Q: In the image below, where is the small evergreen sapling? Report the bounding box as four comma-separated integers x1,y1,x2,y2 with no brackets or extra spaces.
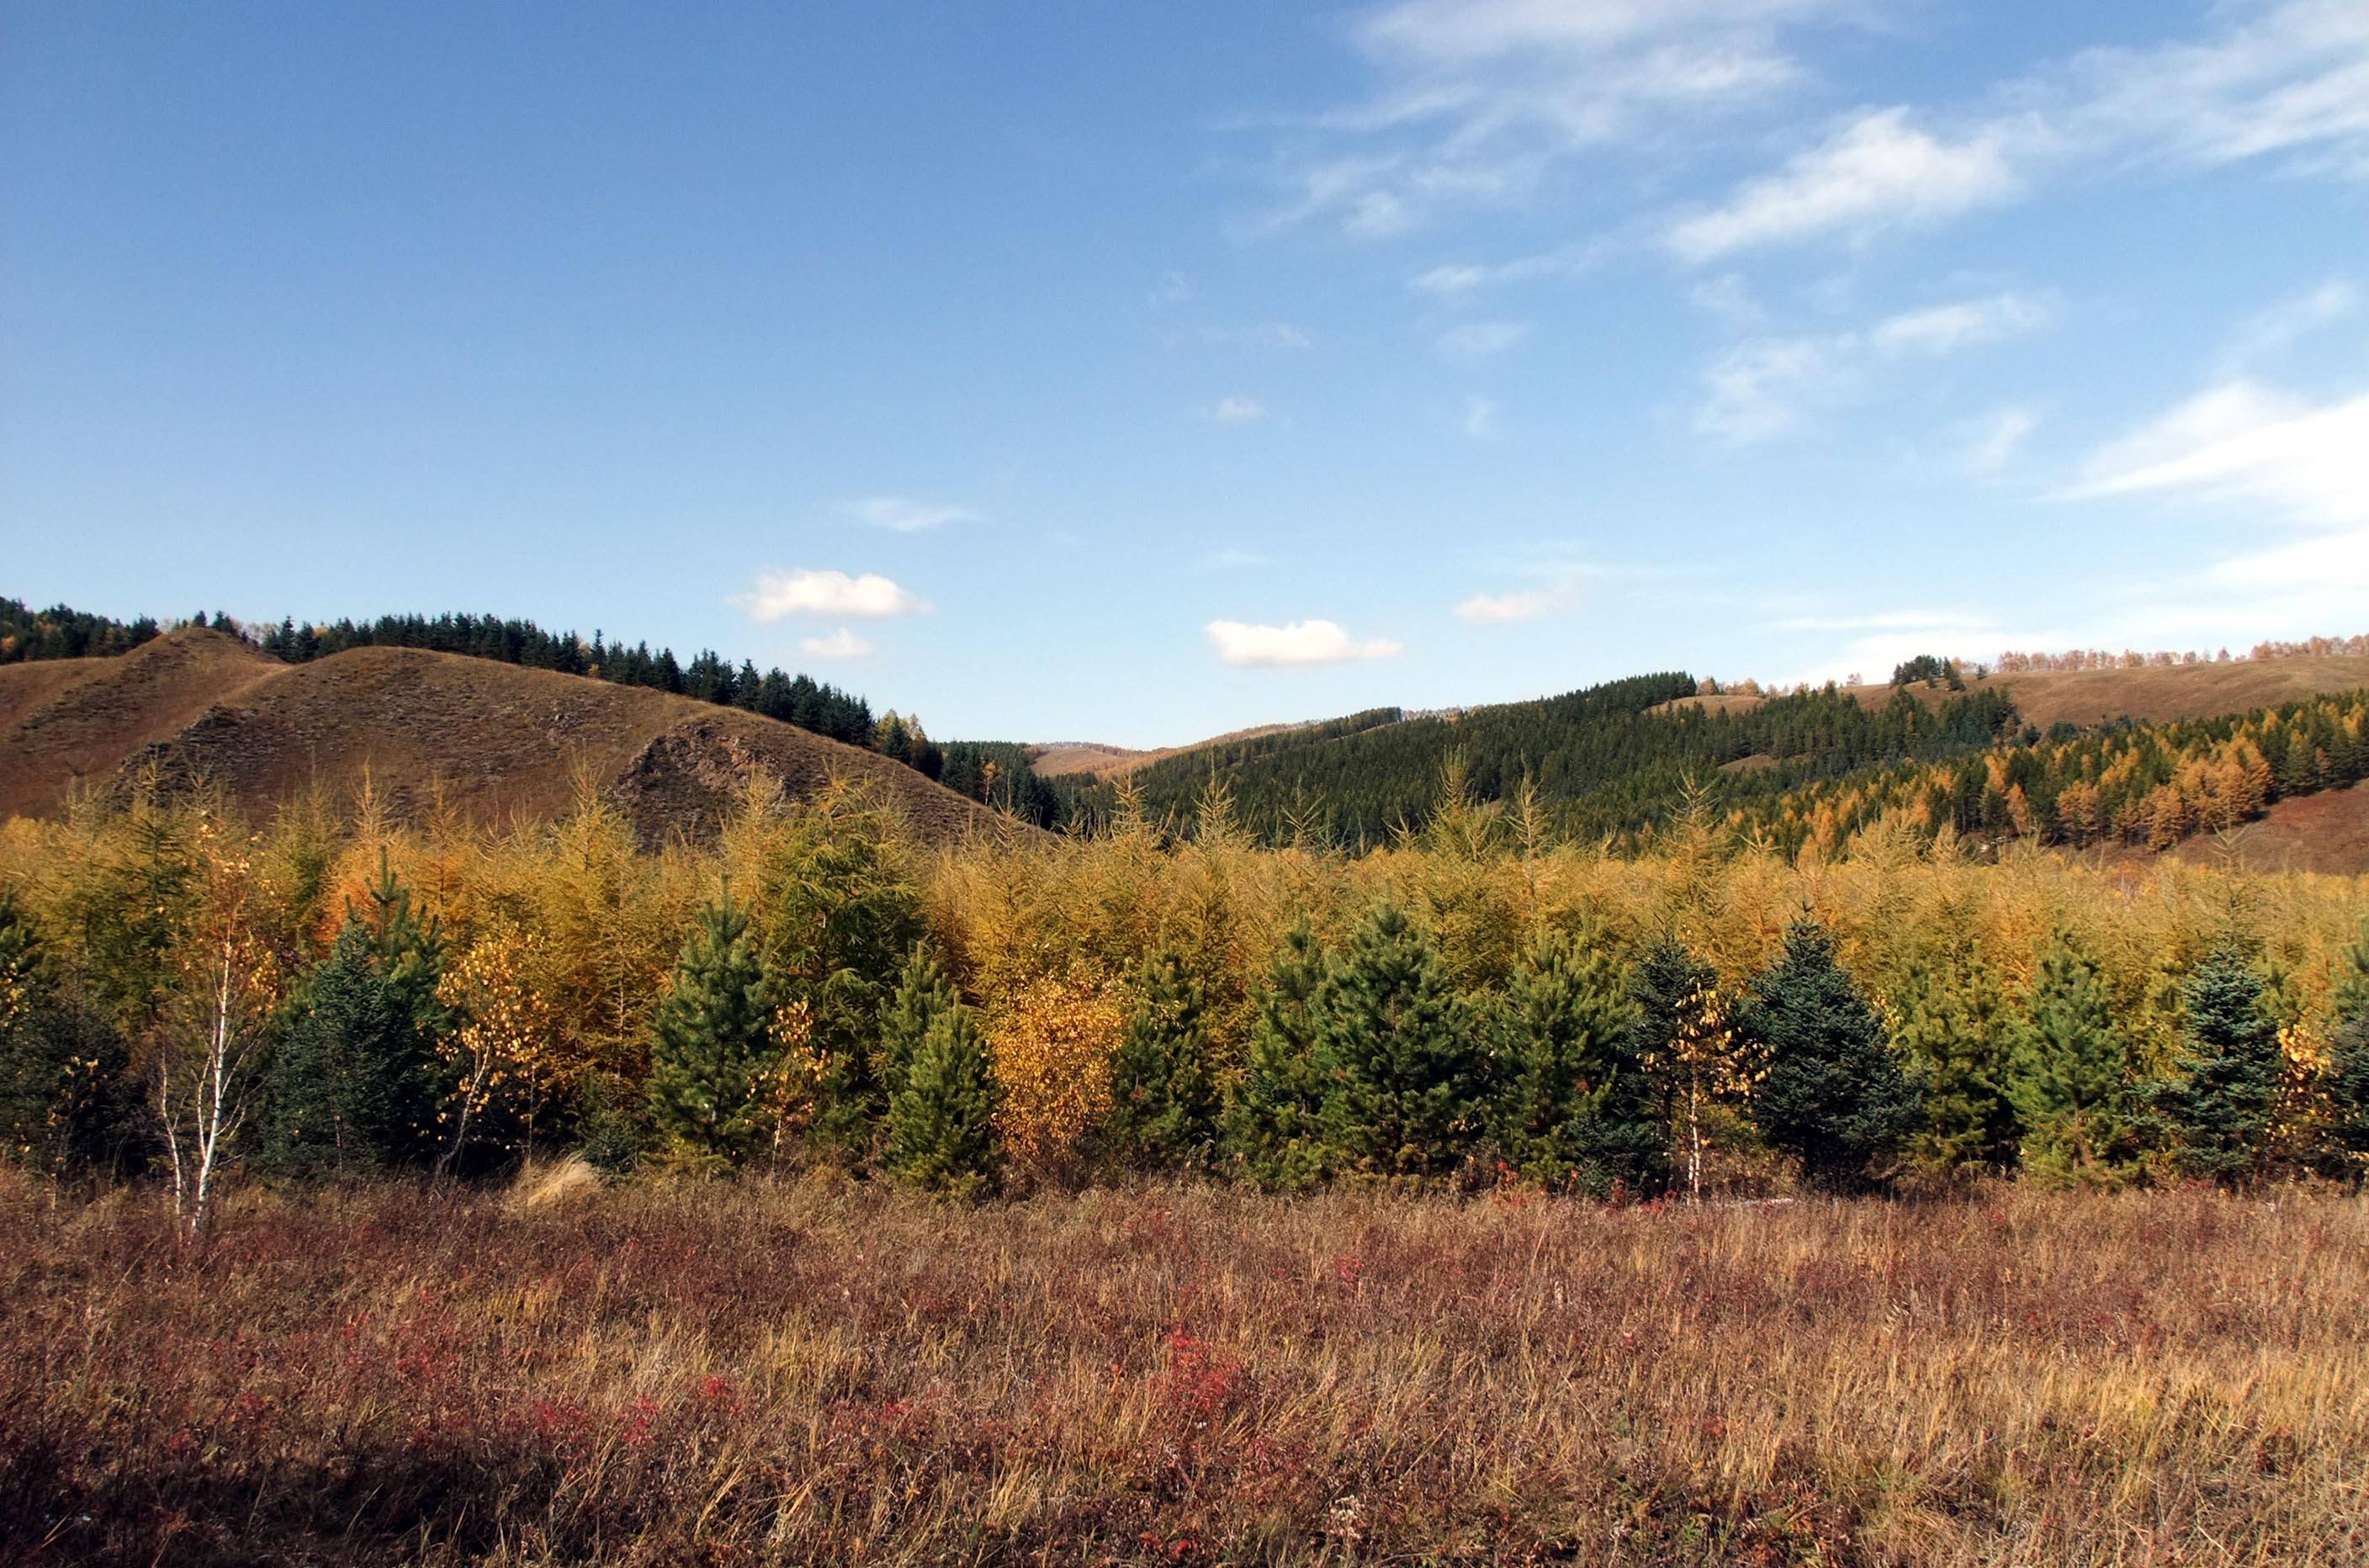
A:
1742,920,1922,1192
1889,918,2021,1178
885,1005,999,1198
646,892,778,1165
1222,920,1329,1189
1315,904,1485,1177
1105,946,1218,1168
2006,927,2135,1184
2153,939,2282,1186
2324,923,2369,1179
1490,927,1661,1195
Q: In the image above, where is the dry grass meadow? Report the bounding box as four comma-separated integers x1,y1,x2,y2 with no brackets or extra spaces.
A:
4,1171,2365,1565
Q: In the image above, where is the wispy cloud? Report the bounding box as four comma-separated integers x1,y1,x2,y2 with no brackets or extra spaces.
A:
1436,318,1531,358
2062,374,2369,638
1250,0,1863,240
1667,108,2022,262
1958,405,2039,476
1206,618,1402,667
2222,277,2361,367
1871,292,2054,357
733,569,930,622
1697,336,1844,442
2069,378,2369,529
840,495,979,532
1212,395,1268,423
1455,577,1583,624
1667,3,2369,262
1460,395,1499,438
1696,293,2054,442
798,628,876,660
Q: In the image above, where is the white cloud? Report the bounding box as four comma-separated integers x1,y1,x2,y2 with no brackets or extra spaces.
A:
1455,577,1582,623
2064,376,2369,633
840,495,978,532
1461,395,1499,438
1696,336,1843,442
2054,0,2369,177
1252,0,1862,239
798,628,876,660
1661,3,2369,264
1411,242,1603,295
2070,379,2369,528
1213,395,1268,423
1871,292,2054,356
1667,108,2022,262
1436,318,1531,358
1958,405,2039,476
733,569,930,622
2223,277,2361,365
1206,618,1403,667
1698,294,2054,442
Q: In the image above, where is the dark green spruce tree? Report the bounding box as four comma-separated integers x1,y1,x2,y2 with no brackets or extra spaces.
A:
2154,938,2282,1186
1316,904,1485,1177
647,892,778,1165
1742,920,1922,1192
263,853,448,1174
2324,922,2369,1179
884,1003,998,1198
1222,920,1330,1189
1104,945,1219,1168
1490,927,1662,1195
2006,926,2136,1184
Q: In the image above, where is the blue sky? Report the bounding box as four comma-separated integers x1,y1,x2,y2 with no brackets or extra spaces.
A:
4,2,2366,747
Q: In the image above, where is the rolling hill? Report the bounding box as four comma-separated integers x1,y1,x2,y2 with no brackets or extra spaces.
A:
1665,654,2369,731
0,627,1021,845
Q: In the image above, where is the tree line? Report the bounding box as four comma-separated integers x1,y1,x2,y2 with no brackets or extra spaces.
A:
6,776,2366,1227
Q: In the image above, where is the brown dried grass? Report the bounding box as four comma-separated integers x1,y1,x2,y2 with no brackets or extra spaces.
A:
3,1172,2364,1564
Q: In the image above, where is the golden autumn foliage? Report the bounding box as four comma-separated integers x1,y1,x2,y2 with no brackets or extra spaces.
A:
988,975,1123,1176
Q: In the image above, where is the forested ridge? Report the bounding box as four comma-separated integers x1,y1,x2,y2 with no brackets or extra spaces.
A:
1,596,938,773
1043,675,2027,846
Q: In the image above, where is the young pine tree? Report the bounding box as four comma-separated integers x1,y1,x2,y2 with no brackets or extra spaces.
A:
1491,927,1662,1195
755,799,926,1163
2153,939,2282,1186
266,923,429,1173
2006,927,2136,1184
265,855,448,1174
2324,923,2369,1179
1742,921,1922,1193
1315,904,1485,1178
1103,946,1219,1168
878,943,961,1093
646,893,778,1166
1221,920,1330,1189
885,1005,998,1198
1888,922,2021,1179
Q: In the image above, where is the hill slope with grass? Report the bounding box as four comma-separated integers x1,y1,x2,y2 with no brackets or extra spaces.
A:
0,628,1020,844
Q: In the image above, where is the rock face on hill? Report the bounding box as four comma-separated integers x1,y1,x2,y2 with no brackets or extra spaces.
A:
0,628,1021,845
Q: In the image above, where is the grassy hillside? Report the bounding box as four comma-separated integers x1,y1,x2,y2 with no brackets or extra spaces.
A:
1667,654,2369,730
0,627,1020,845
